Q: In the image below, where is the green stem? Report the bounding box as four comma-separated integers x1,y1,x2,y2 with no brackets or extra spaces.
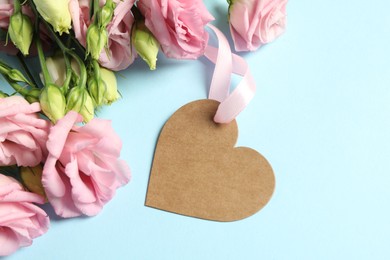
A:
93,0,100,23
0,63,10,75
29,0,52,85
4,77,29,96
68,51,87,87
13,0,21,13
62,53,72,91
36,36,52,84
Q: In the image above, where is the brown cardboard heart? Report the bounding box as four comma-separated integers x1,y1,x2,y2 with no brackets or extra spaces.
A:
146,99,275,222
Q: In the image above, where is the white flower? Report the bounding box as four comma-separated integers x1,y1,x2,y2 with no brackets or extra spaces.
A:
33,0,71,35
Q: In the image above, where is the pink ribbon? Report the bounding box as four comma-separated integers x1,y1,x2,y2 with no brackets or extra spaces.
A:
204,25,256,124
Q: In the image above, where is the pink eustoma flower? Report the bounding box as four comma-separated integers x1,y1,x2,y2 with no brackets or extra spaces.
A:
0,174,49,256
0,96,49,167
42,111,131,218
138,0,214,59
229,0,288,51
69,0,136,71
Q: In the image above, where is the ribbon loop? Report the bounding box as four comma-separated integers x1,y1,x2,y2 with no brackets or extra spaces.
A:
204,25,256,124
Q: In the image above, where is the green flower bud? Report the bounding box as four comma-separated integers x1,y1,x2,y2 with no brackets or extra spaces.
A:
99,0,116,28
81,93,94,122
8,12,33,55
87,76,104,107
66,86,95,122
132,21,159,70
33,0,71,35
88,66,119,107
25,88,41,103
20,164,47,201
40,84,66,123
86,24,108,60
7,68,32,84
100,67,119,104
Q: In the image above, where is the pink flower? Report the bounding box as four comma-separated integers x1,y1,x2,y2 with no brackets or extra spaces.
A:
0,96,49,167
138,0,214,59
229,0,288,51
0,174,49,256
69,0,136,71
42,111,131,218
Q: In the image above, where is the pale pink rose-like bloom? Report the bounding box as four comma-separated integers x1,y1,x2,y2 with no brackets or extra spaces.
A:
0,174,49,256
138,0,214,59
0,96,49,167
42,111,131,218
229,0,288,51
69,0,136,71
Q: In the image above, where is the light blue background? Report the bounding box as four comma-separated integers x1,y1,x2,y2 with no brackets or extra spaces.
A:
3,0,390,259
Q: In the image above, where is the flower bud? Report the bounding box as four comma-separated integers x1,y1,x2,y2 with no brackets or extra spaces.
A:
40,83,66,123
33,0,72,35
7,68,32,84
132,21,159,70
100,67,119,104
25,88,41,103
88,66,119,106
99,0,116,28
8,12,33,55
86,24,108,60
81,93,94,122
20,164,47,200
66,86,95,122
87,76,104,107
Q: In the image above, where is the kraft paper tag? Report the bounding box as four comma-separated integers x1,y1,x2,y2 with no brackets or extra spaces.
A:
146,99,275,222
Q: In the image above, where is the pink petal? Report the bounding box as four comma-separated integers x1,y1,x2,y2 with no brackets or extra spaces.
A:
0,227,19,256
66,159,96,204
46,111,81,158
42,155,66,197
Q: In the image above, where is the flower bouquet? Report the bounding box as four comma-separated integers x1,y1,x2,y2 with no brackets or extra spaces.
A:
0,0,287,256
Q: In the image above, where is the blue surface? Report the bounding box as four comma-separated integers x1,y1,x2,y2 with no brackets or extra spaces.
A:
3,0,390,259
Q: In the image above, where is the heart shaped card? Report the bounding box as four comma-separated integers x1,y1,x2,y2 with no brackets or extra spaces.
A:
145,99,275,221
